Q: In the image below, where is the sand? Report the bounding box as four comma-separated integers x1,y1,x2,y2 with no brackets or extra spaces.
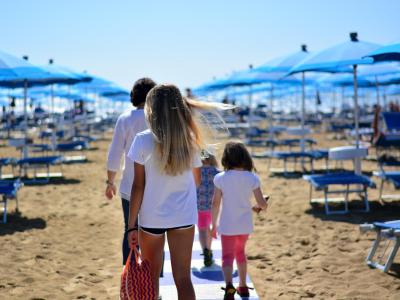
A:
0,131,399,300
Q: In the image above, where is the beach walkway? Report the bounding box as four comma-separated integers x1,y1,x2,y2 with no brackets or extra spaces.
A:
159,227,259,300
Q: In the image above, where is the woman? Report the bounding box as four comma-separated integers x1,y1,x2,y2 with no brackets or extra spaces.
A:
127,84,212,300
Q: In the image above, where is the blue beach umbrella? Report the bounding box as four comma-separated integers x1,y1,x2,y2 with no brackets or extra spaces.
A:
42,60,92,83
290,32,382,152
253,45,311,73
0,50,84,157
366,40,400,62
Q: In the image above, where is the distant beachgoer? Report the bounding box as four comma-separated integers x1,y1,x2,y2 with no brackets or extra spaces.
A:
196,149,219,267
126,84,226,300
389,101,400,112
105,77,156,265
211,141,268,299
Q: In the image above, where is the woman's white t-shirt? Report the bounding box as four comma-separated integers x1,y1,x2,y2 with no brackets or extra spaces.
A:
127,130,202,228
213,170,260,235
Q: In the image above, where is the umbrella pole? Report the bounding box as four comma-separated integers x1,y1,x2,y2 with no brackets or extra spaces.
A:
375,76,380,107
300,71,306,152
23,80,28,159
353,65,360,148
248,84,253,130
51,84,57,152
269,84,274,141
353,64,362,174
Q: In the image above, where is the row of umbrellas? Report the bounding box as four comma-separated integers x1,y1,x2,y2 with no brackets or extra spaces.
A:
0,50,131,158
195,33,400,146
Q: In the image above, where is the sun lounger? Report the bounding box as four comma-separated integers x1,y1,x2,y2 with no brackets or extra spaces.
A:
373,156,400,202
304,173,375,214
56,140,88,151
0,158,17,179
360,220,400,273
253,150,328,174
17,156,63,183
39,129,65,140
0,180,23,223
382,112,400,132
54,141,88,163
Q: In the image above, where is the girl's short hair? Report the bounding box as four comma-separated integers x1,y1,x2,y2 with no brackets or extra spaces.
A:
221,141,254,171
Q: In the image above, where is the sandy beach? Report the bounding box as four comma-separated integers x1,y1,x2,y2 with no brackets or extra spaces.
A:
1,131,399,300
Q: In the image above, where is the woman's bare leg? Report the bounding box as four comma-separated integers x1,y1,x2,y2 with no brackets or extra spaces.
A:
167,226,195,300
139,230,165,300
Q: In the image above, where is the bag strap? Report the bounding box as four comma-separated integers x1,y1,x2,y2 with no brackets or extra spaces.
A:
132,247,142,264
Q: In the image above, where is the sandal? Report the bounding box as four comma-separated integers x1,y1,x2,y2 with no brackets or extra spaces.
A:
236,286,254,297
221,283,236,300
202,248,214,267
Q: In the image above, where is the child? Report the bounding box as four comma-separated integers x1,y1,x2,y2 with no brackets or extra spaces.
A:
197,149,219,267
126,84,224,300
211,141,268,300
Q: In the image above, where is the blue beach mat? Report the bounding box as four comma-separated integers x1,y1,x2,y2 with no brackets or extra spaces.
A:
159,229,260,300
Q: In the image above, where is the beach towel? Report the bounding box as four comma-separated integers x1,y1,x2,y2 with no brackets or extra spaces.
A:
120,248,155,300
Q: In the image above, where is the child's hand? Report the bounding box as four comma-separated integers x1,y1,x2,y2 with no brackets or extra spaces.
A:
252,205,262,214
211,226,217,239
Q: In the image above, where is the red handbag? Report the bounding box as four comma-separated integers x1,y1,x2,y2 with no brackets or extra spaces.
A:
120,248,155,300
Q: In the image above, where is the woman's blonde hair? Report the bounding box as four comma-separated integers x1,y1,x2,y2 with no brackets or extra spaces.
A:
145,84,219,175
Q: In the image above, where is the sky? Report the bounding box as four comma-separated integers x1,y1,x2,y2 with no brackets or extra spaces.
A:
1,0,399,90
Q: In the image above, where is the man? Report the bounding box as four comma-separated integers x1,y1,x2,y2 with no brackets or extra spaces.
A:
105,77,156,264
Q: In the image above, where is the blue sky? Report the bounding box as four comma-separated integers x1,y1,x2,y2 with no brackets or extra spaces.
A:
1,0,399,90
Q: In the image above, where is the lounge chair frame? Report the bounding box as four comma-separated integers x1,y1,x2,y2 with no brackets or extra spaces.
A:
1,180,23,223
304,173,374,215
360,221,400,273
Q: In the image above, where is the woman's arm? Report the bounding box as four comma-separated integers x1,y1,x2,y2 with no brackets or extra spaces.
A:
211,187,222,237
127,162,145,246
193,167,201,187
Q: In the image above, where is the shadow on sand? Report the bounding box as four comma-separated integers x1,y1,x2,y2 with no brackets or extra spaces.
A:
305,200,400,224
0,211,46,236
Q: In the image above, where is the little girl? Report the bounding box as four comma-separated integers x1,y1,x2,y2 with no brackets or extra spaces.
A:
197,149,219,267
211,141,268,300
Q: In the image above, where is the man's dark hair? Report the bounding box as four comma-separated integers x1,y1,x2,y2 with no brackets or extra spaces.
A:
130,77,156,107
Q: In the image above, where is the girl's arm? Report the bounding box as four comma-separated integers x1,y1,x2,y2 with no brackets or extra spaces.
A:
211,187,222,237
193,167,201,187
127,162,145,246
253,187,268,212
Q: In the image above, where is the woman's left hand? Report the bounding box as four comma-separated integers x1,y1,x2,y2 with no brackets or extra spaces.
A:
128,230,138,248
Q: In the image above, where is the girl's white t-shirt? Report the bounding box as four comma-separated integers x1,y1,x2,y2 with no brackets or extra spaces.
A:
214,170,260,235
127,129,202,228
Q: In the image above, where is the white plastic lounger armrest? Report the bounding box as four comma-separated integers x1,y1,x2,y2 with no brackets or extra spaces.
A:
286,127,311,136
359,224,375,233
329,146,368,161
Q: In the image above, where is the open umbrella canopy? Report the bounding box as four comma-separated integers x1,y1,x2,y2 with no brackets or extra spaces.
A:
289,33,380,74
253,45,310,73
99,86,129,97
199,69,302,91
358,61,400,77
366,40,400,62
73,74,114,91
42,62,92,83
385,84,400,95
0,50,78,88
317,73,374,87
103,93,130,103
